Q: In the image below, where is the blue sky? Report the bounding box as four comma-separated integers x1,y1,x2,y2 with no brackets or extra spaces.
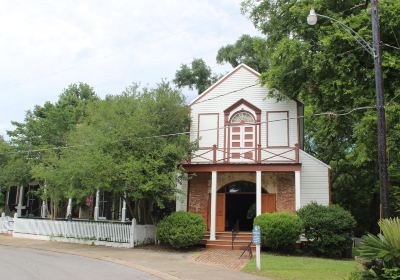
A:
0,0,259,138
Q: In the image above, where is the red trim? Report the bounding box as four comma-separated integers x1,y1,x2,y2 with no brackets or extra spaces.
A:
183,163,301,172
190,65,260,106
258,120,261,155
197,113,219,148
224,98,261,115
227,123,231,163
266,111,290,148
328,169,332,206
224,115,228,163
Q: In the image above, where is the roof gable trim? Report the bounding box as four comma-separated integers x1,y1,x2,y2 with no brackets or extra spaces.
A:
189,64,260,106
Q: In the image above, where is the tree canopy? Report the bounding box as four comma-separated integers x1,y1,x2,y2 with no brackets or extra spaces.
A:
173,58,219,94
2,82,191,222
58,83,191,223
241,0,400,232
216,34,269,72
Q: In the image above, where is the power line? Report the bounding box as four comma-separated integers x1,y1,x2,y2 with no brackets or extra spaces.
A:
0,104,380,156
192,46,364,106
193,82,260,105
0,44,384,156
382,42,400,50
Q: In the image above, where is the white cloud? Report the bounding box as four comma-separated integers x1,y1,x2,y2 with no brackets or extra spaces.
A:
0,0,260,138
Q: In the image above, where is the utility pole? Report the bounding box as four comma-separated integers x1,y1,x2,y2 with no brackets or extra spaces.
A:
371,0,390,219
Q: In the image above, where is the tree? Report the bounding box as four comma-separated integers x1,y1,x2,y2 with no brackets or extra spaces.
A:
216,34,269,72
241,0,400,233
8,83,98,149
61,82,191,223
0,137,31,214
6,83,98,218
174,58,219,94
0,137,11,211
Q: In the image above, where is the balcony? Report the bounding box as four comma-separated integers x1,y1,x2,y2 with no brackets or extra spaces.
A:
187,144,299,165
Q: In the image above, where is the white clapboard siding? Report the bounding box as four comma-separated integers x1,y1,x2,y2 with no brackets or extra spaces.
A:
190,64,299,163
12,217,155,248
299,150,330,207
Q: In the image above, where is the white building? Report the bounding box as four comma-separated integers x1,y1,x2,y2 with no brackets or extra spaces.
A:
177,64,330,247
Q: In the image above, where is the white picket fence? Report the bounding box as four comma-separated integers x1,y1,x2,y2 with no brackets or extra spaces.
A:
0,213,14,234
1,213,155,248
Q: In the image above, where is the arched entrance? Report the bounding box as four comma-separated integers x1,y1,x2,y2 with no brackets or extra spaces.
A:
218,181,266,231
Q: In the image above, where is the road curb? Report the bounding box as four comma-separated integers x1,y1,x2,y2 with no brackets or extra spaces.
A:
0,239,180,280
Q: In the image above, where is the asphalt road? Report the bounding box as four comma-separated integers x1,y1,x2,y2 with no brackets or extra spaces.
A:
0,245,159,280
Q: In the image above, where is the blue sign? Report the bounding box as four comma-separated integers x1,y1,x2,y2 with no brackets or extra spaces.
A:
252,225,261,245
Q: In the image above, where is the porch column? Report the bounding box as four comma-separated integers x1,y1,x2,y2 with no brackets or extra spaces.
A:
41,200,47,218
176,173,188,212
66,198,72,218
41,185,47,218
210,171,217,241
121,192,127,222
256,171,262,216
17,186,24,217
295,171,301,211
94,189,100,221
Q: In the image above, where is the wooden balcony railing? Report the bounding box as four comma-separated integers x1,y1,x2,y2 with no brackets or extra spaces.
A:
187,144,299,165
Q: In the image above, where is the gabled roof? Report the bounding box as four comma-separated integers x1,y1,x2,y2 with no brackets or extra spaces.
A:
299,150,331,169
189,63,303,106
189,64,261,106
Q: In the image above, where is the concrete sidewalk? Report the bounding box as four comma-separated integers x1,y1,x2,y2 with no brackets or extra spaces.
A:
0,235,267,280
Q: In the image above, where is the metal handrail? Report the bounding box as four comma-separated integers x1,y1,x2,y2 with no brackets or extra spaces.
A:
239,241,253,259
231,220,239,250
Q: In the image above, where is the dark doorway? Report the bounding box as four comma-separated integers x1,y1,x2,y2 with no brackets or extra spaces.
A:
225,193,255,231
218,181,262,232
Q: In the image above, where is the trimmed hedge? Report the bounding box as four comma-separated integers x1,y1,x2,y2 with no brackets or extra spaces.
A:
254,212,303,251
297,202,356,258
156,211,205,248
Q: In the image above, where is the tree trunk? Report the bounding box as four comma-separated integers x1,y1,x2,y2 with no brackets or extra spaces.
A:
125,196,135,221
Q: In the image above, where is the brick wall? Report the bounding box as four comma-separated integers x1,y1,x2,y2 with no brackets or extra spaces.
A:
274,173,295,212
188,173,210,223
187,171,295,223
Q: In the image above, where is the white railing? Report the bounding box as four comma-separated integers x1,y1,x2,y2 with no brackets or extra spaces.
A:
10,214,155,248
0,213,14,234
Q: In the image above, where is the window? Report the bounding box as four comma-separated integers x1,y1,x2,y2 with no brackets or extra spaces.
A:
267,111,289,147
231,111,254,123
230,111,255,161
198,114,219,147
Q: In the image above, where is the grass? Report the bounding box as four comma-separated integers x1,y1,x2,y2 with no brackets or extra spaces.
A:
243,253,360,280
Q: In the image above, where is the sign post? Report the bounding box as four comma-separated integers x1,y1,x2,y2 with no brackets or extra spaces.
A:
252,225,261,271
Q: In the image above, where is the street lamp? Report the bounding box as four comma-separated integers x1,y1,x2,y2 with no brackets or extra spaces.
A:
306,9,317,26
307,1,390,219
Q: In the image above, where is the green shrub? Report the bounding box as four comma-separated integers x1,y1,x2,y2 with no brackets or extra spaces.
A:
254,212,303,251
298,202,356,258
156,211,205,249
357,218,400,279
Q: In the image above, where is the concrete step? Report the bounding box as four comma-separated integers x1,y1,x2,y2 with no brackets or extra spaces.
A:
204,236,252,241
204,232,252,241
203,239,253,246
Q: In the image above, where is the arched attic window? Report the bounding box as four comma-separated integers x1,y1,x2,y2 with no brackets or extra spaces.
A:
230,111,255,124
